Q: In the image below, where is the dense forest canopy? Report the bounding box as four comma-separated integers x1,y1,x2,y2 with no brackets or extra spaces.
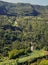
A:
0,1,48,65
0,15,48,56
0,1,48,60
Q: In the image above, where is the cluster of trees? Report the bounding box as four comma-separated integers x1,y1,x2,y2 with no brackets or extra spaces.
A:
0,15,48,57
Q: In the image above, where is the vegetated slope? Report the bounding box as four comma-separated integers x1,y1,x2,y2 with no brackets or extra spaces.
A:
0,1,48,16
0,1,48,58
0,15,48,57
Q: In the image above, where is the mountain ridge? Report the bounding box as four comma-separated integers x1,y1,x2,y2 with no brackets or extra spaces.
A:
0,1,48,16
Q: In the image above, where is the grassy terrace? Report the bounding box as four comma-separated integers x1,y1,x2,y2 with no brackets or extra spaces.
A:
0,50,48,65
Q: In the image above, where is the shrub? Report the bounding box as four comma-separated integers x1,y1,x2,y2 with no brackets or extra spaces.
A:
8,49,25,59
38,59,48,65
8,49,19,59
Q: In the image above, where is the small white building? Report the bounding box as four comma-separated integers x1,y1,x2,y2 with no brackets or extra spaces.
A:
30,42,33,51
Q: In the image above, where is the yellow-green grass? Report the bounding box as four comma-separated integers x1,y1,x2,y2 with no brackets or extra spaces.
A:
18,50,45,63
39,59,48,65
0,50,48,65
30,59,48,65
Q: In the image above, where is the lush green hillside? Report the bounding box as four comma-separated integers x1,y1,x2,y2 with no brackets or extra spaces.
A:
0,15,48,57
0,1,48,16
0,1,48,65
